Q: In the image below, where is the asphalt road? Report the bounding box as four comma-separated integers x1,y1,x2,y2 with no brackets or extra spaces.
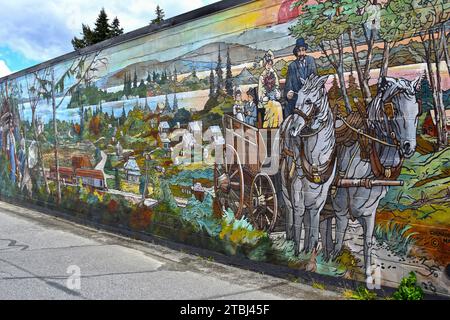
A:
0,201,342,300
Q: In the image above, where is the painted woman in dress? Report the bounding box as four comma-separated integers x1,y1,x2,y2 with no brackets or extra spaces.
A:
258,50,283,128
232,88,245,122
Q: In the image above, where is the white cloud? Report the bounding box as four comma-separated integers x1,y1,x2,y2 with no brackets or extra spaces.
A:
0,0,218,63
0,60,12,77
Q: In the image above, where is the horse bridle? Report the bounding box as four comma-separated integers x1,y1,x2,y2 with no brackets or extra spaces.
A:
292,102,323,137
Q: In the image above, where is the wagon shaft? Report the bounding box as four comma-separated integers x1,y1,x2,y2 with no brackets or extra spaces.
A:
336,178,404,188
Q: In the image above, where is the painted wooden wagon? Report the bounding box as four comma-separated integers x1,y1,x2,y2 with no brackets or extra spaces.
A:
214,114,282,233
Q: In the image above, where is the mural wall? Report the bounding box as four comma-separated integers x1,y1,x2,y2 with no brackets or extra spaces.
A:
0,0,449,296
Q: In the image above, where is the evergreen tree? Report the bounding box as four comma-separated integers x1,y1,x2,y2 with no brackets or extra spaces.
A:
79,105,85,140
192,68,197,78
329,75,340,100
72,24,95,49
147,71,152,83
105,156,113,172
114,168,121,190
173,68,178,84
93,8,110,43
123,73,127,94
133,69,138,89
209,67,215,98
150,5,165,25
215,49,223,95
138,79,147,98
120,105,127,125
418,72,433,112
225,46,233,96
164,94,171,113
72,9,124,50
173,94,178,113
110,17,124,37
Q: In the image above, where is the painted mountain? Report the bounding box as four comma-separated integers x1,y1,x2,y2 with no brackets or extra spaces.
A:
101,42,267,88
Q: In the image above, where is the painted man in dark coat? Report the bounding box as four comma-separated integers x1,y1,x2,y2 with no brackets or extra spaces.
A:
284,38,317,117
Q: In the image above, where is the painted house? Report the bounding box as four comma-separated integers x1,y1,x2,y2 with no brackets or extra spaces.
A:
188,121,202,135
72,155,93,170
75,169,106,189
158,121,170,134
205,126,225,145
49,166,75,184
123,157,141,183
423,110,450,137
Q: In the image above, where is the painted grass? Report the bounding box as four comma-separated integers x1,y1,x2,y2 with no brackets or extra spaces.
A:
374,219,417,256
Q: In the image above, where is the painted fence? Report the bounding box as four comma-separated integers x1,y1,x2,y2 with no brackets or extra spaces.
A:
0,0,449,296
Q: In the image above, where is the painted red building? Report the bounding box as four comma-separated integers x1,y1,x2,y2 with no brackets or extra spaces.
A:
423,110,450,137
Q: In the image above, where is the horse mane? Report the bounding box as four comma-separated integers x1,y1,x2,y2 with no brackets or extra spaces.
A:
302,74,325,95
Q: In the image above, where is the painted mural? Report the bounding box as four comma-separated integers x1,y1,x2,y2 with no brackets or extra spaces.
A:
0,0,449,296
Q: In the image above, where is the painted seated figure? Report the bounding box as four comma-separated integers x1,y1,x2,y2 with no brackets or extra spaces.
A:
244,87,258,127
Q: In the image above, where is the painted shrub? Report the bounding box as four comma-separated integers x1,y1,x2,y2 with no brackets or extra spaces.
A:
0,0,449,296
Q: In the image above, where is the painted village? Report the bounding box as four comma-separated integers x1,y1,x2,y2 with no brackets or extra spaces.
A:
0,0,449,295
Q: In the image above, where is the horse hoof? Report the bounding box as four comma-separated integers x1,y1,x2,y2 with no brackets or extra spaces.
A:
366,276,374,288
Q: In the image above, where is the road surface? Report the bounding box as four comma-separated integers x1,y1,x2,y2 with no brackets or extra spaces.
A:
0,201,342,300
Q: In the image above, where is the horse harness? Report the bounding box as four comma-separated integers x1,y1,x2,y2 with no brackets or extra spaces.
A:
280,89,407,185
336,90,406,181
280,107,337,185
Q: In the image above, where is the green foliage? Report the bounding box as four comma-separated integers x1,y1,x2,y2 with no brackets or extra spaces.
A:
114,168,122,190
392,272,424,300
345,286,378,300
150,5,165,25
375,220,417,256
72,8,124,50
182,193,221,236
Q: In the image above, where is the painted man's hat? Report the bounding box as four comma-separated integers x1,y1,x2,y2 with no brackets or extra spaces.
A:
294,38,308,50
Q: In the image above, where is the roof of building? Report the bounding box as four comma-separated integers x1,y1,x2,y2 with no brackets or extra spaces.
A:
207,126,222,134
189,121,202,132
159,121,170,129
75,169,105,180
124,157,140,172
72,155,92,169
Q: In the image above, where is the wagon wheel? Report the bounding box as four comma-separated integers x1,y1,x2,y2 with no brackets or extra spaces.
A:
249,173,278,232
214,144,245,219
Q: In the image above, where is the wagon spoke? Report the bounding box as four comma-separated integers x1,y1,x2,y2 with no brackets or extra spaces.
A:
230,189,239,201
229,169,239,179
264,214,271,226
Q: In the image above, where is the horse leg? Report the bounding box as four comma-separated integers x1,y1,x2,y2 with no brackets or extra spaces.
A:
281,159,294,240
319,217,333,261
291,177,305,255
305,207,322,253
303,211,311,253
330,188,350,259
360,212,377,287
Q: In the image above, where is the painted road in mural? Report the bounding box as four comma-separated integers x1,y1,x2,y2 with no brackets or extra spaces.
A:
0,0,449,296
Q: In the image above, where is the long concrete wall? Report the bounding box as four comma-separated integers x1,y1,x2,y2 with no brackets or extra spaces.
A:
0,0,449,296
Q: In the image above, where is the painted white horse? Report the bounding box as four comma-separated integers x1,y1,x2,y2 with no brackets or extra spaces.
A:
280,74,337,254
330,76,422,285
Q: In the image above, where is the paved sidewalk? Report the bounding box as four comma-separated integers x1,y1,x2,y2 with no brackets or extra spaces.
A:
0,201,343,300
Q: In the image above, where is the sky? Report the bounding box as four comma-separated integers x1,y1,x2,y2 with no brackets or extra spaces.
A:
0,0,219,77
